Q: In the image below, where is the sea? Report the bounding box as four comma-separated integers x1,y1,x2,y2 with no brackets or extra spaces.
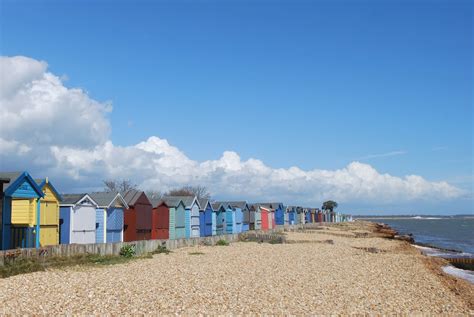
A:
357,215,474,283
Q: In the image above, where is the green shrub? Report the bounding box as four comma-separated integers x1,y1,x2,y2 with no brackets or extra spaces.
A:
216,239,229,246
119,245,136,258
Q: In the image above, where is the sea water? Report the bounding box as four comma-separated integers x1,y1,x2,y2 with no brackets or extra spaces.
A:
360,216,474,284
362,216,473,254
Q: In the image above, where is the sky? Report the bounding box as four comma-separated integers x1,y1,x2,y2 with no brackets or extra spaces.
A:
0,0,472,214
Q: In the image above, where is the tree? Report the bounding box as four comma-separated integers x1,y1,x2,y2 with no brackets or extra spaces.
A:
167,185,211,200
322,200,338,212
146,190,164,201
103,179,138,193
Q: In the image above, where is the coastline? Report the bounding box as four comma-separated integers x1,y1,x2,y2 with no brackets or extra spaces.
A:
0,221,472,314
363,219,474,266
362,219,474,292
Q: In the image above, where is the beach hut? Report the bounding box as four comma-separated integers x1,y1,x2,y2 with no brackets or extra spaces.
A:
295,207,302,225
160,197,185,240
284,208,289,225
273,203,285,226
169,196,200,238
220,201,249,233
287,206,296,225
218,202,236,234
149,197,170,240
267,208,273,230
305,208,311,223
249,204,266,230
60,194,99,244
300,207,306,224
212,203,226,235
242,203,250,232
198,199,213,237
122,190,153,241
253,203,279,229
248,204,258,231
248,204,255,230
90,192,128,243
260,206,270,231
311,209,317,223
35,178,62,246
235,205,243,233
0,178,9,246
0,172,44,250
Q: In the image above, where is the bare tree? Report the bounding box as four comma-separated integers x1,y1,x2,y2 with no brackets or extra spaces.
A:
146,190,164,201
167,185,211,200
103,179,138,193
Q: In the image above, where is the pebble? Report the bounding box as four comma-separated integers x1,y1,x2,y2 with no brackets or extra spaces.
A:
0,223,471,314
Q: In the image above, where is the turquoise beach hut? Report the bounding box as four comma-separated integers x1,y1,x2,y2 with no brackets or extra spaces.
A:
212,203,226,235
162,196,186,240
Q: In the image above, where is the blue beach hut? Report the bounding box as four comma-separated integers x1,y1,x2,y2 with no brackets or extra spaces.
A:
287,206,296,225
90,192,128,243
0,172,44,250
305,208,311,223
217,202,236,234
198,199,213,237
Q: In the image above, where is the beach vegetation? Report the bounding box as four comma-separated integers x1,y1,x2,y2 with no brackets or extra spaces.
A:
216,239,229,246
322,200,338,212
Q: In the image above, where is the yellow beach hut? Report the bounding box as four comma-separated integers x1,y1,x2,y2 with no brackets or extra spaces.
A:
35,178,62,246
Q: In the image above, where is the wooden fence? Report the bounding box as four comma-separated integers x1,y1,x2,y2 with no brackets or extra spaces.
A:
0,223,330,266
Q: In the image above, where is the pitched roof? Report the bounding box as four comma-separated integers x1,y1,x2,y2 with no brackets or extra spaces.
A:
0,171,44,197
122,189,147,206
160,196,184,208
149,197,162,208
61,193,88,205
211,202,224,210
215,201,243,211
253,202,284,210
89,192,127,208
166,195,197,208
218,201,249,210
35,178,63,201
198,198,210,211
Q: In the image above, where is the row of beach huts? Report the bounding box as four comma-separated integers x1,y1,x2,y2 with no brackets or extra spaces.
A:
0,171,352,250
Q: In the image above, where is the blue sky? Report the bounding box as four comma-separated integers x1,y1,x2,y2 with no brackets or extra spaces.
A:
1,0,472,214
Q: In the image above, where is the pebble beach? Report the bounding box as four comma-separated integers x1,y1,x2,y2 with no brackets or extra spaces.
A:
0,222,472,315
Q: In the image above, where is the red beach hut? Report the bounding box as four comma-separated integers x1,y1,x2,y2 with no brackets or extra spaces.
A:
151,198,170,240
122,190,153,241
260,206,270,231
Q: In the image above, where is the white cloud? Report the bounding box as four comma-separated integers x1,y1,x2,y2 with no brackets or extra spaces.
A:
0,56,466,206
0,56,111,149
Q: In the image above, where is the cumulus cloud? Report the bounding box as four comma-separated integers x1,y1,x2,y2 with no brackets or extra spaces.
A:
0,56,466,206
0,56,111,150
